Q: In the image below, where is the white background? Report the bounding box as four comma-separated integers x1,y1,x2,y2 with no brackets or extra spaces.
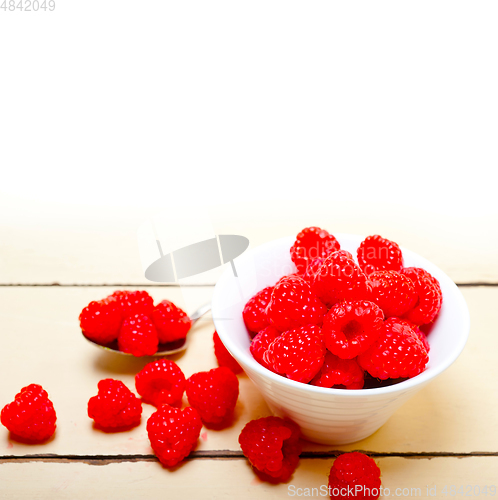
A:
0,1,497,281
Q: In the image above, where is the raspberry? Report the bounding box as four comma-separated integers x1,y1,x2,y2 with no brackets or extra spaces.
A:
312,251,371,308
250,325,281,370
79,297,122,345
152,300,192,344
266,275,327,332
213,331,243,374
110,290,154,318
243,286,273,337
1,384,56,442
357,235,403,275
147,405,202,467
322,300,384,359
135,359,186,407
328,452,381,500
88,379,142,430
290,226,341,274
264,325,325,383
414,326,430,353
401,267,442,325
302,257,325,283
395,318,431,353
358,317,429,379
239,416,301,482
369,270,417,318
311,352,364,389
118,314,158,356
186,367,239,424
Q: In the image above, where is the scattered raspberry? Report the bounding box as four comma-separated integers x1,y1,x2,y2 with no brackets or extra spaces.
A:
266,275,327,332
1,384,56,442
239,416,301,482
312,251,371,308
243,286,273,337
322,300,384,359
401,267,442,325
328,452,381,500
357,235,403,275
186,367,239,424
118,314,158,356
87,379,142,430
213,331,243,374
302,257,325,283
369,270,417,318
147,405,202,467
264,325,325,383
250,326,281,370
290,226,341,274
110,290,154,318
152,300,192,344
311,352,364,389
135,359,186,407
79,297,122,345
358,317,429,379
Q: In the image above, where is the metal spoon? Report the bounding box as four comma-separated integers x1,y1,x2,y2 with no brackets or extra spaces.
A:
83,302,212,356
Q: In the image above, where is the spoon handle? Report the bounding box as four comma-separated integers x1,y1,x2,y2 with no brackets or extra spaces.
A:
190,302,211,323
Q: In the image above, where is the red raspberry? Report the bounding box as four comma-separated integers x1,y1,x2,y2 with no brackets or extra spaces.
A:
152,300,192,344
110,290,154,318
213,331,243,374
266,275,327,332
413,326,430,353
358,317,429,379
186,367,239,424
239,416,301,482
369,270,417,318
290,226,341,274
88,379,142,430
302,257,325,282
147,405,202,467
395,318,431,353
322,300,384,359
328,452,381,500
311,352,364,389
312,251,371,308
135,359,186,407
357,235,403,275
118,314,158,356
1,384,56,442
79,297,122,345
264,325,325,383
250,325,281,370
243,286,273,337
401,267,442,325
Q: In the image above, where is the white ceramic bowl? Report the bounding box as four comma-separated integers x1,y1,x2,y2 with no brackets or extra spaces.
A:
212,234,470,445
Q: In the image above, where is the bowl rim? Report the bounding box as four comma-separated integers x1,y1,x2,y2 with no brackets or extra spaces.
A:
212,233,471,398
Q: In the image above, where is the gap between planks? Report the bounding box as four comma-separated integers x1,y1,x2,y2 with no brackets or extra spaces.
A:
1,451,497,466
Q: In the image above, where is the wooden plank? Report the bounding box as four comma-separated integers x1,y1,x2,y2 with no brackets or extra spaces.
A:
0,287,495,456
1,200,497,285
0,457,497,499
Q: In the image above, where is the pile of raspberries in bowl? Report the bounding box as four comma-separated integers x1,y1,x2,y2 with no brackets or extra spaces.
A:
212,228,470,444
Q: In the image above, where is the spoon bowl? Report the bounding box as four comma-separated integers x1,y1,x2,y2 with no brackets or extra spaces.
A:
83,302,211,356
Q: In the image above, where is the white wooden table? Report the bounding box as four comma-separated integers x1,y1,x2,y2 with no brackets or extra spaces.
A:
1,202,497,499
